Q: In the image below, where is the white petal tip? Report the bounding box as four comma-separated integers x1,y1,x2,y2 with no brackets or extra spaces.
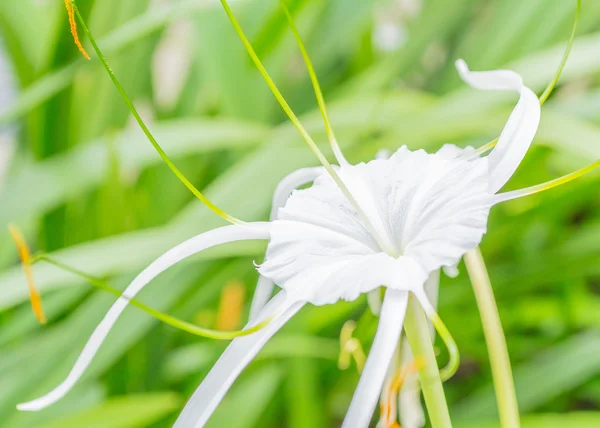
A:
17,402,43,412
455,59,468,74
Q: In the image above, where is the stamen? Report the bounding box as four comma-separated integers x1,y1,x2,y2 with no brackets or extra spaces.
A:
71,4,242,226
64,0,90,60
215,280,245,331
475,138,497,155
32,254,270,340
475,0,580,155
8,225,46,324
380,359,422,428
495,160,600,203
279,0,349,167
338,320,366,373
218,0,395,254
414,291,459,381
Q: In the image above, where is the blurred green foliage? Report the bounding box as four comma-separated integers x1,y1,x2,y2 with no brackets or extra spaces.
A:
1,0,600,426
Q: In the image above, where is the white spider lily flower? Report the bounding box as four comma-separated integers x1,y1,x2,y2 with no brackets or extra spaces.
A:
16,59,541,425
178,60,541,428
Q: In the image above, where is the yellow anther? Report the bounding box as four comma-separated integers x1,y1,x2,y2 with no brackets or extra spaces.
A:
215,280,246,332
379,358,422,428
8,224,46,324
338,320,366,373
64,0,90,60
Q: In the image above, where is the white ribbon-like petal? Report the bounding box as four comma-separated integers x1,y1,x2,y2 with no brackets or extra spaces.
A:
250,167,324,319
17,222,271,412
343,289,409,428
456,59,540,193
174,292,304,428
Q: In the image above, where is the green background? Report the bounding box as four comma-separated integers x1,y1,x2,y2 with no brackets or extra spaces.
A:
1,0,599,426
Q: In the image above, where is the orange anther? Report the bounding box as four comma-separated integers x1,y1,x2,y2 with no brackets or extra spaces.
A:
215,280,246,331
64,0,90,60
8,224,47,324
380,357,422,428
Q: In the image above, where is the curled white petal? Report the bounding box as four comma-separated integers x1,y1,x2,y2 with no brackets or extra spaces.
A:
456,59,540,193
174,293,303,428
268,167,325,221
17,222,271,412
250,167,324,319
343,289,409,428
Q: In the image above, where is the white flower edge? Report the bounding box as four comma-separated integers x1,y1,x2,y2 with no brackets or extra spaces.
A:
456,59,541,193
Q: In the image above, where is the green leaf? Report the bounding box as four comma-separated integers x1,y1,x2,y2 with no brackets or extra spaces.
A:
455,331,600,420
38,392,182,428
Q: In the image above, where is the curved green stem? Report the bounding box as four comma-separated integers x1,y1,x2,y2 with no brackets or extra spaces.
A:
477,0,580,155
279,0,348,166
538,0,581,105
403,295,452,428
217,0,395,254
71,2,241,225
415,290,460,381
465,248,520,428
32,254,269,340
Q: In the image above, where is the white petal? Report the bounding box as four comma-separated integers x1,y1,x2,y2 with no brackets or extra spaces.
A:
17,222,271,412
250,167,324,319
456,59,541,193
261,223,426,305
342,289,409,428
269,167,325,220
261,145,493,305
174,293,304,428
375,148,392,160
249,274,277,322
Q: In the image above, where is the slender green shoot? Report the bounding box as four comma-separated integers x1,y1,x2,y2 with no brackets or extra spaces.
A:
538,0,581,105
71,2,242,225
279,0,348,166
404,296,452,428
465,248,520,428
32,254,270,340
217,0,394,253
496,159,600,203
476,0,580,155
416,291,460,381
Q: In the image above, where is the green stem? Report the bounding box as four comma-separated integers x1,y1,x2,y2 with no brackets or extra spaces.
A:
403,295,452,428
465,248,520,428
71,2,240,225
32,254,269,340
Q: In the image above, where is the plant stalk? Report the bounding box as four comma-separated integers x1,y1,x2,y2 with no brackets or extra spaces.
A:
403,295,452,428
465,248,520,428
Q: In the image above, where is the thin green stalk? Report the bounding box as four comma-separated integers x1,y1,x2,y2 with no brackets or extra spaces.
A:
465,248,519,428
217,0,395,254
476,0,580,155
403,295,452,428
33,254,269,340
279,0,347,166
71,2,241,225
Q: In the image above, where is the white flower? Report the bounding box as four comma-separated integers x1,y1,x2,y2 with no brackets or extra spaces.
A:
18,60,543,427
